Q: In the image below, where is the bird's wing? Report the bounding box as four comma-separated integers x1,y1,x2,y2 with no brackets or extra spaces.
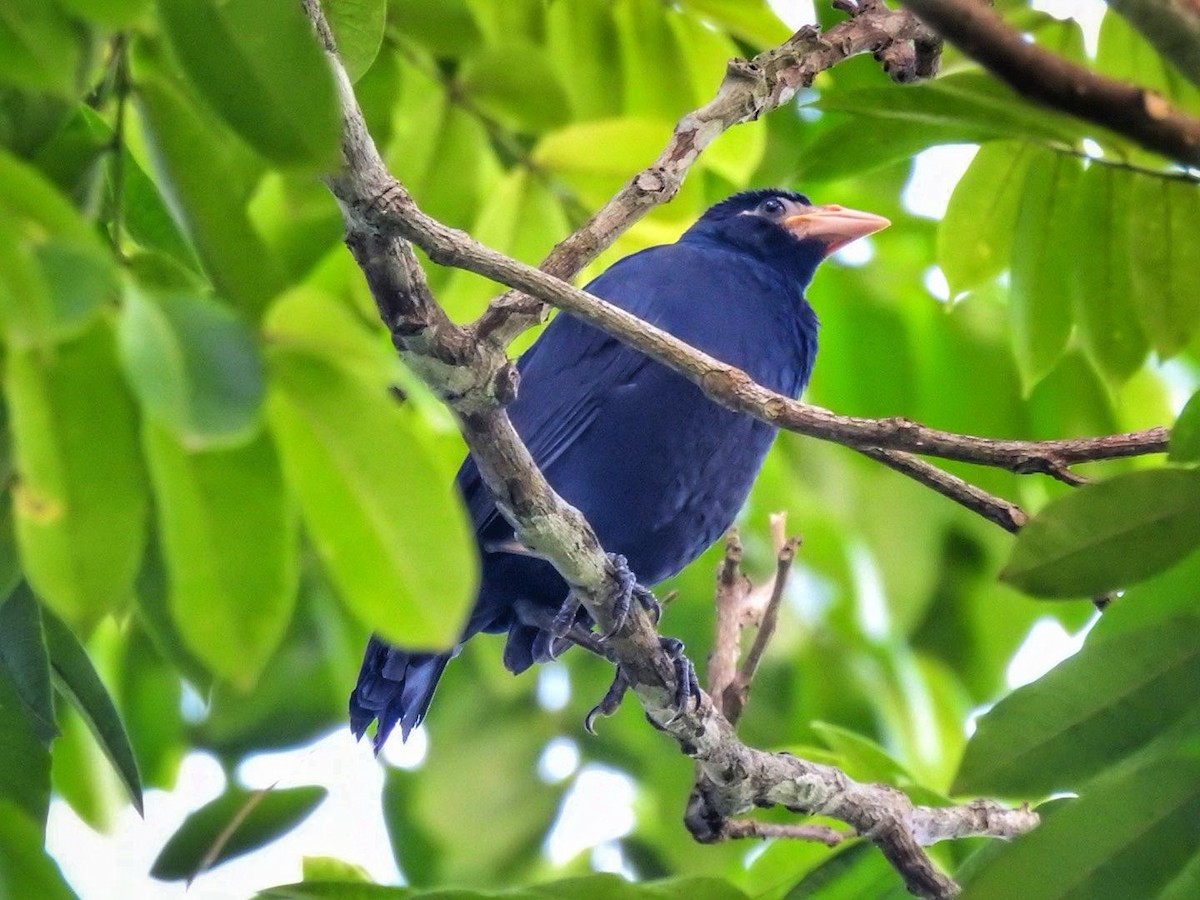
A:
456,246,679,535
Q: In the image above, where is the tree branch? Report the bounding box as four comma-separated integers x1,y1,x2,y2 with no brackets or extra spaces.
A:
900,0,1200,167
303,2,1042,896
472,0,943,348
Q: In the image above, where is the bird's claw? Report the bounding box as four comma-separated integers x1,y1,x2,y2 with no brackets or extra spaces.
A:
598,553,661,641
659,637,702,722
584,668,629,734
582,636,701,734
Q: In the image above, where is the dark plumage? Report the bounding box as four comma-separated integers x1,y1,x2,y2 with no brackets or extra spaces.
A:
351,189,889,750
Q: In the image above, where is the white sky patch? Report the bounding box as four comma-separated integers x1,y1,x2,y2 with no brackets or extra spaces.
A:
538,662,572,712
1006,615,1096,689
1032,0,1106,55
923,265,951,302
1158,358,1200,414
768,0,818,29
833,235,875,268
545,766,637,865
902,145,979,220
964,702,994,739
538,737,582,784
382,723,429,770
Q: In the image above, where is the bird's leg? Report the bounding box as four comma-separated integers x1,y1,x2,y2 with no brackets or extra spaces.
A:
659,637,703,720
598,553,662,641
584,637,703,733
514,598,605,661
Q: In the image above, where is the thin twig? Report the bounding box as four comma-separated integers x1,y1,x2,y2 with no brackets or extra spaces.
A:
721,819,852,845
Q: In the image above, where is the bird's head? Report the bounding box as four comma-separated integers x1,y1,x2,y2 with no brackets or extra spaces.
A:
684,189,890,284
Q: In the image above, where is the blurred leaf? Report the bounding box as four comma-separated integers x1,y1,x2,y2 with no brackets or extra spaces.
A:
56,0,150,28
0,583,55,744
157,0,339,169
303,856,373,883
614,0,693,119
267,350,477,650
955,616,1200,797
42,607,144,813
135,76,286,317
1095,9,1200,109
144,424,298,689
459,43,571,133
1069,164,1147,384
937,142,1032,295
0,663,51,824
534,117,669,177
529,874,750,899
0,150,118,347
118,287,265,449
0,802,75,899
5,326,147,628
960,750,1200,899
1127,172,1200,357
321,0,386,82
116,627,185,790
382,768,444,887
0,1,84,98
1001,468,1200,597
681,0,790,47
1008,150,1082,387
259,885,409,899
782,841,906,899
151,785,328,881
390,0,483,59
811,721,913,787
545,0,623,119
1171,390,1200,463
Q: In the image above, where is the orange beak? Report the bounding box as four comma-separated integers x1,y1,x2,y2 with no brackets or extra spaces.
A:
783,205,891,256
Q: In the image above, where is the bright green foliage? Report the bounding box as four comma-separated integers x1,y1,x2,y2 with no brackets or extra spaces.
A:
0,0,1199,898
5,327,147,628
144,424,298,689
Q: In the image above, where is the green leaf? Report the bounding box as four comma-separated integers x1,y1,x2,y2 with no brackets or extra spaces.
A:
1171,390,1200,463
157,0,339,170
545,0,623,120
6,326,148,628
320,0,386,82
382,768,443,887
1069,165,1147,384
0,802,75,899
1000,468,1200,597
960,750,1200,899
534,118,670,177
259,885,409,900
783,842,906,899
955,616,1200,796
302,856,373,883
0,150,118,347
1127,173,1200,357
267,350,477,650
390,0,483,59
56,0,150,28
681,0,791,47
135,76,286,317
41,607,144,814
0,664,51,824
117,287,265,449
0,0,84,98
144,424,298,689
151,785,327,881
0,583,55,745
1008,150,1083,386
938,142,1034,295
459,44,571,133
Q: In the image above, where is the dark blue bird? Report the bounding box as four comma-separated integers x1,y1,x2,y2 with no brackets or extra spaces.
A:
350,189,889,750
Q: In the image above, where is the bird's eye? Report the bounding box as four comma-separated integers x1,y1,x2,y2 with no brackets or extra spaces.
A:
760,198,785,216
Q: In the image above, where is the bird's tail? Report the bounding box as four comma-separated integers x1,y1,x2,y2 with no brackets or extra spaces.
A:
349,637,451,752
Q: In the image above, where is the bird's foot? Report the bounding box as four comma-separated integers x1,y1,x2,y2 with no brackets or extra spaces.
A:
583,637,702,733
659,637,702,721
598,553,661,641
584,668,629,734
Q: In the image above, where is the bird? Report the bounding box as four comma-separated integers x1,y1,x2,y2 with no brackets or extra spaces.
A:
350,188,889,751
